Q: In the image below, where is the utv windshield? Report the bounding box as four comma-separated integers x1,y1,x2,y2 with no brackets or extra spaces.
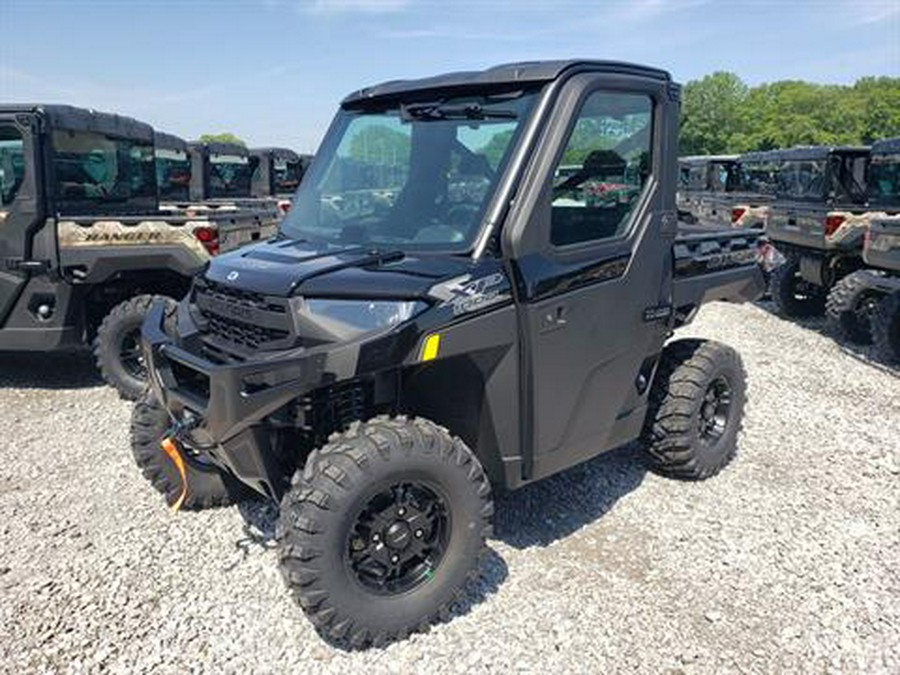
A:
51,129,156,213
776,159,828,200
738,162,777,196
708,162,739,193
868,154,900,207
273,157,303,193
156,148,191,201
279,90,539,252
208,153,252,199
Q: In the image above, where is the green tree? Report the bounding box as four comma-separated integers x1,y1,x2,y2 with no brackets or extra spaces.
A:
679,72,900,154
680,72,749,155
198,133,246,146
347,125,410,165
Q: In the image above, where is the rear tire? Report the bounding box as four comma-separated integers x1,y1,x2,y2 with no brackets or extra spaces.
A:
770,254,825,317
825,270,882,344
277,416,492,648
130,391,245,510
94,295,177,400
642,339,747,480
872,291,900,365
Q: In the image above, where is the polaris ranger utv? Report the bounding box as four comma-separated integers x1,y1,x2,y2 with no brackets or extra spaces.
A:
767,145,871,317
728,150,780,229
676,154,740,226
0,104,271,399
249,147,312,198
824,138,900,353
133,60,764,646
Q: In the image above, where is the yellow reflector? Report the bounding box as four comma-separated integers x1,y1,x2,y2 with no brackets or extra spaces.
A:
421,334,441,361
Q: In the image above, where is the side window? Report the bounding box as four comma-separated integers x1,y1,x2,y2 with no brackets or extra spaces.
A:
0,126,26,207
550,91,653,246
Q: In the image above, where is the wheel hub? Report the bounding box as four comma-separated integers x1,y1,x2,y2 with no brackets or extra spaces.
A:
384,521,412,550
347,481,449,595
699,377,732,443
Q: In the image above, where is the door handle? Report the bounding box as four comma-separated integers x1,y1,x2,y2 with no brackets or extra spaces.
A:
539,305,567,333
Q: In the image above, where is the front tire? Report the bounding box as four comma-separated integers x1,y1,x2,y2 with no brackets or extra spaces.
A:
770,254,825,317
872,291,900,365
642,339,747,480
94,295,177,400
130,391,246,510
277,416,492,648
825,270,882,343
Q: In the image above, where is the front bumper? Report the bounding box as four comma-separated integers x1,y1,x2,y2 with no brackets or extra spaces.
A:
142,300,358,496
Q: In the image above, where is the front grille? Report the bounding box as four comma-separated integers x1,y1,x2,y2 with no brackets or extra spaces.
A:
205,314,289,350
194,279,292,350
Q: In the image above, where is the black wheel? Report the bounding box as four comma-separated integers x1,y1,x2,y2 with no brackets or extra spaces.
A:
770,254,826,317
642,339,747,480
872,291,900,365
277,416,492,648
130,390,247,510
94,295,177,400
825,270,883,344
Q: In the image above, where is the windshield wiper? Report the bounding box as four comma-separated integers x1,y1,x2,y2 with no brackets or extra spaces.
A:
400,102,516,122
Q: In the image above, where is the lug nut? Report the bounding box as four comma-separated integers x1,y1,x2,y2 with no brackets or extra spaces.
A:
372,533,380,542
398,507,406,517
414,529,423,538
391,555,399,563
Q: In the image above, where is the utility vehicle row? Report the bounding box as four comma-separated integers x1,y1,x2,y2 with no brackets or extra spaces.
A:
0,104,311,398
678,141,900,364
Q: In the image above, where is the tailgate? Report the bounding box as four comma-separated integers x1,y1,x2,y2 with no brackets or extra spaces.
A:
205,210,278,253
767,203,829,249
695,194,734,228
864,215,900,272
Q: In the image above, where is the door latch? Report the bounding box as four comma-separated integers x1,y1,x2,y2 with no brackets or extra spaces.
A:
539,305,567,333
5,258,51,273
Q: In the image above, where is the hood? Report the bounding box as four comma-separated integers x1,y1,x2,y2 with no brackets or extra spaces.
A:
204,237,473,298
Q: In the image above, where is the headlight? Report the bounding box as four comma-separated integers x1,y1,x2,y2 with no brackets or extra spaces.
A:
303,298,427,340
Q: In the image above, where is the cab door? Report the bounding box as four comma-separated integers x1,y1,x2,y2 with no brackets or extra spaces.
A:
0,113,42,326
503,72,679,481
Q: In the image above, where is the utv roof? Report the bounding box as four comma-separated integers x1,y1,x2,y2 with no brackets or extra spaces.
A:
777,145,870,161
342,60,674,106
250,147,301,162
871,137,900,156
738,150,784,163
679,155,739,164
154,131,187,152
188,141,249,157
0,103,153,142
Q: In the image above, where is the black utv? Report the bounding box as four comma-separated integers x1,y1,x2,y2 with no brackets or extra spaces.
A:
0,104,271,399
249,147,312,199
133,60,764,646
154,131,192,203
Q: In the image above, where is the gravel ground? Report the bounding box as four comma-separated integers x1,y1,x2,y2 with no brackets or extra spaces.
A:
1,301,898,674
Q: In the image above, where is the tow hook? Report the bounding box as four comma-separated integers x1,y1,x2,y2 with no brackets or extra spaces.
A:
160,415,200,513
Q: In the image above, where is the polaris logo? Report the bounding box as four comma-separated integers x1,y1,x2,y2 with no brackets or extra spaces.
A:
227,271,240,281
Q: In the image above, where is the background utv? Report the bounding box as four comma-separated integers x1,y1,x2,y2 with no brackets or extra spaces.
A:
132,60,764,647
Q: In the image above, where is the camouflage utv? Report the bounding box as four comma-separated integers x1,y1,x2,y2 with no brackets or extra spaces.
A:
823,138,900,357
729,150,780,229
676,154,740,227
0,104,272,399
767,145,872,317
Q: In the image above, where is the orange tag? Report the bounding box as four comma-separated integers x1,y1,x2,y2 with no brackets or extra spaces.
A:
160,437,188,512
